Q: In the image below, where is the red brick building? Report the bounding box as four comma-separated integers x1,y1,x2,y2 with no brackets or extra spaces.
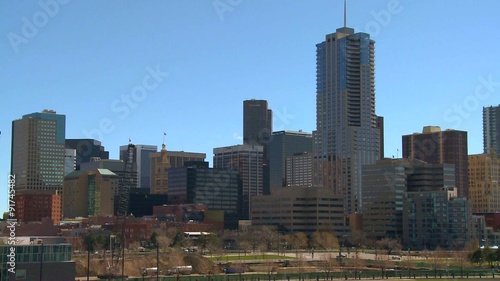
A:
15,193,61,224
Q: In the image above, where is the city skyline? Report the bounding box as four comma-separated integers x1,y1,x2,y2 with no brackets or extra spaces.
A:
1,1,500,214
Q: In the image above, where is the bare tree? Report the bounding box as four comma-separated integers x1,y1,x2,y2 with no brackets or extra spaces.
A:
376,237,402,255
311,231,339,251
429,247,447,277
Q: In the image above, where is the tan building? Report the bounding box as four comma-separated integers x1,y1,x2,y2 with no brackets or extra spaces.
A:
149,144,206,194
468,152,500,213
251,186,347,235
63,168,118,218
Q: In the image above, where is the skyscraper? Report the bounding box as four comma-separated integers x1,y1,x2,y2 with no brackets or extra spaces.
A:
402,126,469,198
268,130,312,188
313,21,380,215
11,110,66,194
483,105,500,154
213,144,263,220
243,99,272,146
120,144,157,189
243,99,272,195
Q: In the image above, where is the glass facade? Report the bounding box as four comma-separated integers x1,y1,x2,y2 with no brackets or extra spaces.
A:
313,27,380,215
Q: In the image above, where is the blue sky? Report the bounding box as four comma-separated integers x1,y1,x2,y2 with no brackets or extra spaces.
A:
1,0,499,213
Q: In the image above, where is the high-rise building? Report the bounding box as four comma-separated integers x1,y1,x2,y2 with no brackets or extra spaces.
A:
168,161,242,229
483,105,500,154
313,23,380,215
243,99,272,195
468,152,500,213
402,126,469,198
65,139,109,170
149,144,206,194
243,99,272,146
286,152,313,187
213,144,263,220
11,110,66,194
268,130,312,188
120,144,157,189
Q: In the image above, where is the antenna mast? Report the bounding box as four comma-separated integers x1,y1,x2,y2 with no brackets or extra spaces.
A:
344,0,347,27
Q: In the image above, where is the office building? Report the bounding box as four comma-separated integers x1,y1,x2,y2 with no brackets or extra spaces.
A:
402,126,469,198
285,152,313,187
251,186,347,235
243,99,273,146
14,192,61,224
483,105,500,154
362,158,455,241
243,99,273,195
65,139,109,170
214,144,263,220
313,23,381,216
149,143,206,194
403,189,472,250
268,130,312,188
468,152,500,213
127,188,168,217
63,168,119,218
0,237,74,281
120,144,157,189
168,161,242,229
11,110,66,194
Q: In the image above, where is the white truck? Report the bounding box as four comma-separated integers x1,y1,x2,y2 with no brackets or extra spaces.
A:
141,267,158,276
167,265,193,275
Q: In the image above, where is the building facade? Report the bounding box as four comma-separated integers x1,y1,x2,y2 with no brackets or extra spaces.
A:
362,158,456,241
149,145,206,194
268,130,312,188
120,144,157,189
468,152,500,213
65,138,109,170
213,144,263,220
243,99,273,146
286,152,313,187
14,193,61,224
402,126,469,198
251,186,347,235
483,105,500,154
168,161,241,229
63,168,119,218
313,26,381,216
11,110,66,194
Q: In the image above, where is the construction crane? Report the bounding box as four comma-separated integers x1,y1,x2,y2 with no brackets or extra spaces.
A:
118,143,135,216
109,142,135,280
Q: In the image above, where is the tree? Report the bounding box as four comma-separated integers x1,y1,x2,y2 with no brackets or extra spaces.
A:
84,233,97,281
376,237,402,255
483,248,496,266
149,232,158,248
311,231,339,250
468,248,483,265
429,247,447,277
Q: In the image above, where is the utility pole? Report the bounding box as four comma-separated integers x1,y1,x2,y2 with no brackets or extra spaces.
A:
39,243,44,281
156,242,160,281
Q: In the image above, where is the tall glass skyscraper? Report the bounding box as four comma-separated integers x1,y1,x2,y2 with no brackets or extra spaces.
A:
483,105,500,154
313,25,381,215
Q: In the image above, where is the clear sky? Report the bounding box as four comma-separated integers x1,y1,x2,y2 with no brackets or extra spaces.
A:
1,1,499,213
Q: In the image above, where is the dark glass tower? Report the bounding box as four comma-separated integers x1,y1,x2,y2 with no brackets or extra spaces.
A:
243,99,272,195
313,25,380,215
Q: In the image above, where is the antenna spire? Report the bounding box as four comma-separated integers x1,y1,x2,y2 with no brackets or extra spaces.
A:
344,0,347,27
